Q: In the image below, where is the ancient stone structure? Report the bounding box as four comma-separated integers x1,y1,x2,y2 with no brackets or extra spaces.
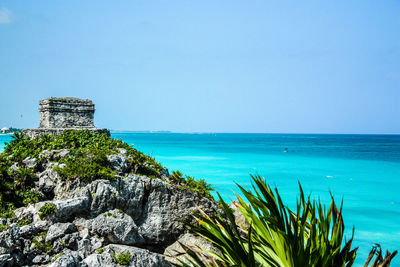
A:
23,97,109,138
39,98,95,128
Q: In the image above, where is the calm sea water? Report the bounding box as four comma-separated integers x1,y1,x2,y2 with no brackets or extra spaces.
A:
1,133,399,266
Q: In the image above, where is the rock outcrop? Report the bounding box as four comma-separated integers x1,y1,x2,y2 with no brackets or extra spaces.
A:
0,149,218,266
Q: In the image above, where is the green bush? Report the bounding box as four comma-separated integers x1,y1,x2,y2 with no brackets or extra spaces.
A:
32,231,53,252
38,203,57,220
17,218,32,227
0,224,8,232
112,251,131,265
2,130,166,182
54,253,63,260
21,190,43,206
11,167,37,191
0,202,16,219
169,171,213,199
55,148,117,182
0,130,213,221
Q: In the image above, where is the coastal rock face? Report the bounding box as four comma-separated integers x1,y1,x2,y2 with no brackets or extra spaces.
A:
0,151,218,266
81,244,172,267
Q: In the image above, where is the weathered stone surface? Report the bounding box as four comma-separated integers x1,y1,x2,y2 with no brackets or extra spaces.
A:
47,252,81,267
107,149,129,173
33,198,89,223
0,225,22,250
164,233,219,265
22,97,110,138
39,98,95,128
82,244,172,267
32,255,47,264
38,163,61,194
1,132,219,266
73,174,217,249
22,157,38,170
229,201,250,229
89,210,143,246
40,149,70,163
0,254,14,267
46,223,77,243
9,163,19,172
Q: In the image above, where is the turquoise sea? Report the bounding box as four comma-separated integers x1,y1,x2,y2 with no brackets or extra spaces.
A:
1,133,400,266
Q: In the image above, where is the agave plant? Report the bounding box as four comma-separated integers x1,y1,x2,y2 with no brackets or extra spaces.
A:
178,174,358,267
364,244,398,267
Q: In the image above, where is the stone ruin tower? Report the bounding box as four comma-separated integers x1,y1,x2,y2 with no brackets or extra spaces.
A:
23,97,109,138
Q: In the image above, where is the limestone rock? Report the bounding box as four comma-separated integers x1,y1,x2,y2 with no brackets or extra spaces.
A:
46,223,77,243
164,233,219,265
22,157,38,170
107,149,129,173
9,163,19,172
88,210,143,245
229,201,250,229
82,244,172,267
0,140,218,266
47,252,81,267
74,174,217,249
40,149,70,163
0,254,14,267
33,198,89,223
38,163,61,194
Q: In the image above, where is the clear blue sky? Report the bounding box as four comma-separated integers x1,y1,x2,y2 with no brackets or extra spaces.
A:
0,0,399,133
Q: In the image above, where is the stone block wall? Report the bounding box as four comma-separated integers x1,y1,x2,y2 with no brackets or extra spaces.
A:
39,98,95,128
22,97,110,138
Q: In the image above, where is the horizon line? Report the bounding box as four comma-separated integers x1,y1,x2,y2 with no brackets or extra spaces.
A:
109,130,400,136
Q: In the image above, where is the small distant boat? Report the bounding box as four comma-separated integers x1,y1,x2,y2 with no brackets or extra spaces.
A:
283,148,288,153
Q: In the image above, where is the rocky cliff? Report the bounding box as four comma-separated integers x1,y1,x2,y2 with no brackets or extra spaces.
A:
0,131,218,266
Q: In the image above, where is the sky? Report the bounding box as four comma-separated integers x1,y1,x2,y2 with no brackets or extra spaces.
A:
0,0,399,134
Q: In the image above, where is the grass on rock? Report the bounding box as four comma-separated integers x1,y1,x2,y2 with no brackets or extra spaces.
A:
0,130,213,219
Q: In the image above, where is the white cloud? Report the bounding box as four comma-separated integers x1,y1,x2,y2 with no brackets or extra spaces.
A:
0,7,13,24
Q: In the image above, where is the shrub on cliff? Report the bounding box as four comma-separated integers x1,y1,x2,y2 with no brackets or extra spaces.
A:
0,130,213,218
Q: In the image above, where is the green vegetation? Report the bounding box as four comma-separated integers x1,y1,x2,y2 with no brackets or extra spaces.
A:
180,174,358,267
49,97,67,103
0,130,163,218
3,130,164,179
32,231,53,252
54,253,63,260
0,130,213,224
38,203,57,220
169,171,213,199
112,251,131,265
0,224,8,232
17,218,32,227
97,248,105,254
54,148,117,182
